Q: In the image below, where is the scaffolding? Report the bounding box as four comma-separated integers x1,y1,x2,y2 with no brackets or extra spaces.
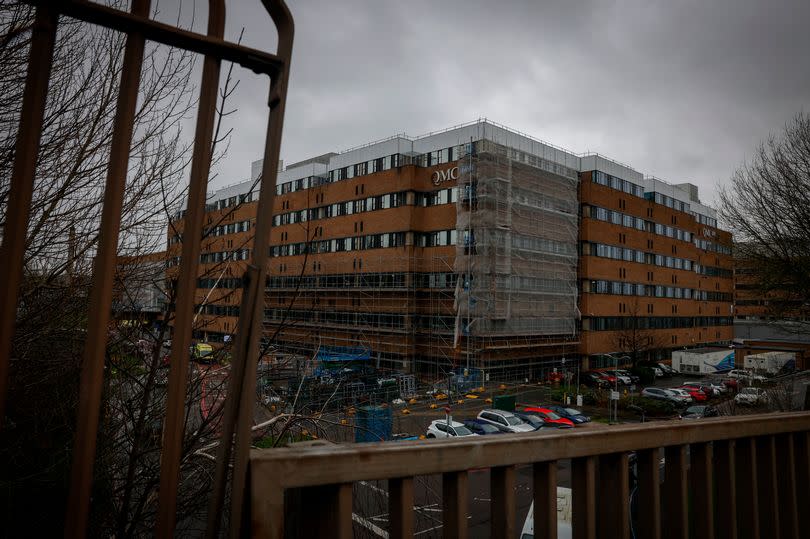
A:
454,139,580,378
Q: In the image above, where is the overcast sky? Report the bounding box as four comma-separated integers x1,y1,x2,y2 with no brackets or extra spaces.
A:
160,0,810,207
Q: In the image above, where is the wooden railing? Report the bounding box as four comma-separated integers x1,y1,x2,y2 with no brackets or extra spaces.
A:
250,412,810,539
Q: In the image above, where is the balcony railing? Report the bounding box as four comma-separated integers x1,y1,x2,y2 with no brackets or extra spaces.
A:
250,411,810,539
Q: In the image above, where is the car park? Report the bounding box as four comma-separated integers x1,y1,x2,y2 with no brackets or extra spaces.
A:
463,419,505,436
735,387,767,406
544,405,591,424
681,405,719,419
477,409,536,433
521,407,575,428
426,419,477,439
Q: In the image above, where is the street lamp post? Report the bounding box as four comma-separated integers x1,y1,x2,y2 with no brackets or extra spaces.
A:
606,353,630,424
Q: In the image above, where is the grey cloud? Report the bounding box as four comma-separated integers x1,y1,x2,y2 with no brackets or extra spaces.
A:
162,0,810,207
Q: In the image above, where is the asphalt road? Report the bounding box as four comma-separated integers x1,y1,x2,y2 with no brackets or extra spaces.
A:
351,460,573,538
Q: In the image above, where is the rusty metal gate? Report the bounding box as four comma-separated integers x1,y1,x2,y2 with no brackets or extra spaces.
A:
0,1,293,536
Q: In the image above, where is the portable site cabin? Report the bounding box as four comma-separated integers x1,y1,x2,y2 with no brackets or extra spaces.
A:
671,348,735,375
743,351,795,375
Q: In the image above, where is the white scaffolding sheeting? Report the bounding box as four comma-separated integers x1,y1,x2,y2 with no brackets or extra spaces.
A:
454,139,579,347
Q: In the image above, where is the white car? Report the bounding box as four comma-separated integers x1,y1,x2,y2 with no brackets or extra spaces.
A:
728,369,765,382
735,387,767,406
705,381,727,394
426,419,476,439
653,367,664,377
610,370,632,385
667,388,694,403
477,409,536,433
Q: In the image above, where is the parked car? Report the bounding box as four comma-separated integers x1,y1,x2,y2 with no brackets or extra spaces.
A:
682,381,718,397
426,419,476,439
718,377,739,392
544,405,591,424
735,387,767,406
667,387,696,404
582,371,610,388
521,407,575,428
463,419,505,436
598,372,618,385
512,412,548,431
681,405,719,419
675,386,708,402
477,409,536,433
617,369,641,384
607,370,632,385
728,369,765,382
653,367,664,378
641,387,685,405
657,362,677,376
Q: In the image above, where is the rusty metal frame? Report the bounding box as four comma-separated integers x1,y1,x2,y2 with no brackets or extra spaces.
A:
0,1,293,537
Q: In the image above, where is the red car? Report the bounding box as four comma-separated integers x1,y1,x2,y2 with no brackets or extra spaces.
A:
595,372,617,384
676,386,708,402
521,406,575,428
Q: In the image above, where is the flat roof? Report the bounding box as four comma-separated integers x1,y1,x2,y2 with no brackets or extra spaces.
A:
679,347,732,355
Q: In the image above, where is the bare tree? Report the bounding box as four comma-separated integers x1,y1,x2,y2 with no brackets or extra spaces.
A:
0,3,240,536
611,298,667,367
720,113,810,328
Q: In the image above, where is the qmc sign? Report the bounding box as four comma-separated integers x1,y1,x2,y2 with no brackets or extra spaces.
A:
431,166,459,186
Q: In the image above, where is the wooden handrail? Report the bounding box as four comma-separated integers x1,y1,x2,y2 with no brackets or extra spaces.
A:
251,412,810,488
250,412,810,538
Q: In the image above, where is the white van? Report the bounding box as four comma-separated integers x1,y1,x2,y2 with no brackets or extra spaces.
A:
520,489,573,539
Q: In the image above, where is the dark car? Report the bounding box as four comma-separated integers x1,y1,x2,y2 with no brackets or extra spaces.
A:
512,412,547,431
681,405,719,419
582,371,610,388
544,405,591,424
657,363,677,376
521,407,575,428
463,419,505,435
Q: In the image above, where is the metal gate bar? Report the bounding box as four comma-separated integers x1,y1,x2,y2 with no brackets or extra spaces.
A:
1,1,294,536
0,5,58,426
207,4,294,535
65,0,152,535
156,1,225,536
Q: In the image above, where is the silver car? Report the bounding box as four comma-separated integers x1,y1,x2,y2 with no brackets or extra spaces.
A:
641,387,683,405
477,409,536,433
